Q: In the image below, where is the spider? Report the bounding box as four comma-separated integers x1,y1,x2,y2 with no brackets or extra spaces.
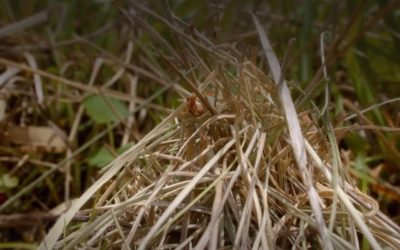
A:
186,94,204,116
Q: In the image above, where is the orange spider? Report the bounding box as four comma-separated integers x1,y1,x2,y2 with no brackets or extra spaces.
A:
186,94,205,116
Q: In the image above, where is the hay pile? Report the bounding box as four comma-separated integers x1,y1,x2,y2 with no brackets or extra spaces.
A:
39,5,400,250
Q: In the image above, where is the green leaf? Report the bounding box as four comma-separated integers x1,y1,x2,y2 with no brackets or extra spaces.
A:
83,95,129,124
116,143,134,155
0,174,19,189
87,146,115,168
344,133,369,154
88,143,134,169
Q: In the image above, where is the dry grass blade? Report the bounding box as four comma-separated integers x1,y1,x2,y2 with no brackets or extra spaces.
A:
0,67,20,87
23,52,44,105
252,14,333,249
305,140,386,250
0,58,166,110
0,10,47,38
39,107,181,250
344,96,400,121
138,138,236,249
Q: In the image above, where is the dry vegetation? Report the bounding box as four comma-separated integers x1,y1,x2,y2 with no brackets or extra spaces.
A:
1,1,400,249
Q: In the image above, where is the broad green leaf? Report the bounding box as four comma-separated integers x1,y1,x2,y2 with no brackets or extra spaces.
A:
88,143,134,168
87,146,115,168
0,174,19,189
83,95,129,124
344,133,369,154
117,143,134,155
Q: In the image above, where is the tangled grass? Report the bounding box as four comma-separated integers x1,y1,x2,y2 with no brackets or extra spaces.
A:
1,1,399,249
39,9,400,249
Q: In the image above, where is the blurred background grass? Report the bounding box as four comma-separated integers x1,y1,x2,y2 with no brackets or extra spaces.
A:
0,0,399,244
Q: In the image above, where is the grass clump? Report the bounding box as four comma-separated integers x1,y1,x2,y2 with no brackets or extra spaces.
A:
39,3,400,249
1,1,400,249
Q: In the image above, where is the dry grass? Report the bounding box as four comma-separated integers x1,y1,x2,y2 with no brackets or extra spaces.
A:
1,1,399,249
37,7,400,249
